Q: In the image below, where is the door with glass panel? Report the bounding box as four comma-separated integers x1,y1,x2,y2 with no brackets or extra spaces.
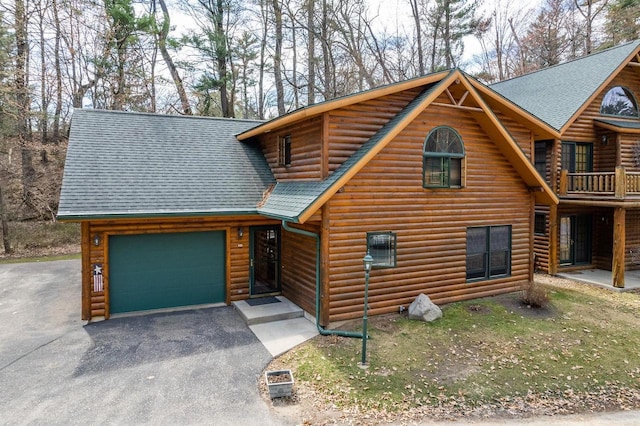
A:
560,215,591,265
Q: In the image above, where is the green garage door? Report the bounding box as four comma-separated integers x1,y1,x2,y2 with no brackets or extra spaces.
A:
109,231,226,314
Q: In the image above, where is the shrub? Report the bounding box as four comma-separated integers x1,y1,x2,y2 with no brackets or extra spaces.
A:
520,280,550,308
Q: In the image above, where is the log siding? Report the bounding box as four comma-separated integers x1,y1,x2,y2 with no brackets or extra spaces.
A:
325,104,533,322
81,216,278,320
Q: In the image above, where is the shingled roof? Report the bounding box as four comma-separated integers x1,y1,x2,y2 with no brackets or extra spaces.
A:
58,109,274,219
491,40,640,131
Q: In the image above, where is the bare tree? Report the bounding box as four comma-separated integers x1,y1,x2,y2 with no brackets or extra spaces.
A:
574,0,608,54
156,0,192,114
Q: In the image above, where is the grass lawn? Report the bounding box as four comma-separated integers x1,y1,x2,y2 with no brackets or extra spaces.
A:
268,278,640,422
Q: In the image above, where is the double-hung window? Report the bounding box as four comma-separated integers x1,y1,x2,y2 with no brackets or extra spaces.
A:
466,225,511,281
423,126,465,188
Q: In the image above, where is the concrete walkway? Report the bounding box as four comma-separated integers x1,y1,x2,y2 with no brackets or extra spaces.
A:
557,269,640,291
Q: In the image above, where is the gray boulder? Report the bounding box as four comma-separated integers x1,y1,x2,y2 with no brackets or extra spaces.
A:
408,293,442,322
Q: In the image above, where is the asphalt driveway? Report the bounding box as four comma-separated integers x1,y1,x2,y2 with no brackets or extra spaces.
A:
0,259,288,425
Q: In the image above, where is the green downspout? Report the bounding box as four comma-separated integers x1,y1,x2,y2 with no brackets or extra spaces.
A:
282,220,363,339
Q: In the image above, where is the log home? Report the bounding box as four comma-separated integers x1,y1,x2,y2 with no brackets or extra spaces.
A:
492,40,640,288
58,69,557,325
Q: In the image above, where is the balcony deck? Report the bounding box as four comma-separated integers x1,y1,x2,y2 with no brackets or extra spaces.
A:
559,167,640,201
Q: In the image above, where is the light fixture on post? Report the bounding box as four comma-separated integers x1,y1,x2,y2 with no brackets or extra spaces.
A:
238,227,244,239
93,234,101,247
359,251,374,368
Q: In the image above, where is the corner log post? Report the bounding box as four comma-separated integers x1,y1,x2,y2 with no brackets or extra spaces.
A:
612,207,626,288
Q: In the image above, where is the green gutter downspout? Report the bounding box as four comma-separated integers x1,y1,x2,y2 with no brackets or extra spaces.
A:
282,220,363,339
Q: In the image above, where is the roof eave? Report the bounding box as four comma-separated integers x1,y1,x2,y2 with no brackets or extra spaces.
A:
56,209,261,222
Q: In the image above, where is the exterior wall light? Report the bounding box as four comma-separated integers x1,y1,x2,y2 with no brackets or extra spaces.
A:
93,234,101,246
238,227,244,239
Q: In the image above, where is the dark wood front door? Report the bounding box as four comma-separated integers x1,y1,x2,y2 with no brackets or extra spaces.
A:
250,226,281,296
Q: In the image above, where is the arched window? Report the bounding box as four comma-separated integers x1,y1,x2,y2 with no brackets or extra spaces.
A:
600,86,639,118
423,126,465,188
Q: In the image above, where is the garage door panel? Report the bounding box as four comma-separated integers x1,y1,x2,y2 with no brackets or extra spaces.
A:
109,231,226,314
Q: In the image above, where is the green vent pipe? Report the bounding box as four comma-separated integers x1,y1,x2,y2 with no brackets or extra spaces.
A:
282,220,363,339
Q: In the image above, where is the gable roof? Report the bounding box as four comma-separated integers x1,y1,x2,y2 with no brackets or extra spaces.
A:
58,109,274,220
491,40,640,132
259,70,558,223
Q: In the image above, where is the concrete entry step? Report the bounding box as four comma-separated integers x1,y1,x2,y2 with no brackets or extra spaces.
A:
232,296,304,325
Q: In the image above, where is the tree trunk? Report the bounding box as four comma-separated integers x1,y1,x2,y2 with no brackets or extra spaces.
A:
157,0,192,115
307,0,316,105
52,0,63,142
0,185,11,254
15,0,36,210
258,0,268,119
272,0,285,115
409,0,425,75
215,0,233,117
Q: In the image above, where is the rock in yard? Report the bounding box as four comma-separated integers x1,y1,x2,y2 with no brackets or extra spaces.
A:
408,293,442,322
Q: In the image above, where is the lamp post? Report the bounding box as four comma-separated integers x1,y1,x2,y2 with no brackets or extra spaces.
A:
360,252,374,368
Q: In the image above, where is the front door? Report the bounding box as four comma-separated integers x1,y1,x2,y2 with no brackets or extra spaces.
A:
250,226,281,296
560,215,592,265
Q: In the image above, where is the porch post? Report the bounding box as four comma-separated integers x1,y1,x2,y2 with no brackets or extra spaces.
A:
549,204,558,275
612,207,626,288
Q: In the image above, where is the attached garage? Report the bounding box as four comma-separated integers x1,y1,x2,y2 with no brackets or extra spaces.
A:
109,231,226,314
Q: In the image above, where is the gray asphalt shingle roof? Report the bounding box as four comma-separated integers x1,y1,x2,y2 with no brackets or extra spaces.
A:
58,109,274,219
258,83,439,221
490,40,640,131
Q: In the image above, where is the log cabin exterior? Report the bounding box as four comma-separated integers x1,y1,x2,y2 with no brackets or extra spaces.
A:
492,40,640,288
59,69,557,325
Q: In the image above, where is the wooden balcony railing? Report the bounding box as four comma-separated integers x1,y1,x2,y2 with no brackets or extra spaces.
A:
559,167,640,199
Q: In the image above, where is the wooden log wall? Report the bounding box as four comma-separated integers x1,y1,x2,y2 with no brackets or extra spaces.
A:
327,88,422,174
492,109,534,159
626,209,640,271
592,208,614,270
281,223,321,316
325,103,534,322
81,215,278,321
620,133,640,171
257,115,323,181
534,205,551,273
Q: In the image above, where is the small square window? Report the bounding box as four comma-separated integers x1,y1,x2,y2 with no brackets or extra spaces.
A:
279,135,291,167
366,232,397,268
534,213,546,236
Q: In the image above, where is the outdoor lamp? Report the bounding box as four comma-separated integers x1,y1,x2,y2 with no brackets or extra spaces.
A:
93,234,101,246
363,252,373,272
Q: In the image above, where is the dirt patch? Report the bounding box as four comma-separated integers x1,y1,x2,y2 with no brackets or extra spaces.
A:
492,292,558,319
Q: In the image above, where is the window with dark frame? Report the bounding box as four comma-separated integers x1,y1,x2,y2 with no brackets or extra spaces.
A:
423,126,464,188
279,135,292,167
466,225,511,281
534,213,546,236
366,232,397,268
534,141,547,177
